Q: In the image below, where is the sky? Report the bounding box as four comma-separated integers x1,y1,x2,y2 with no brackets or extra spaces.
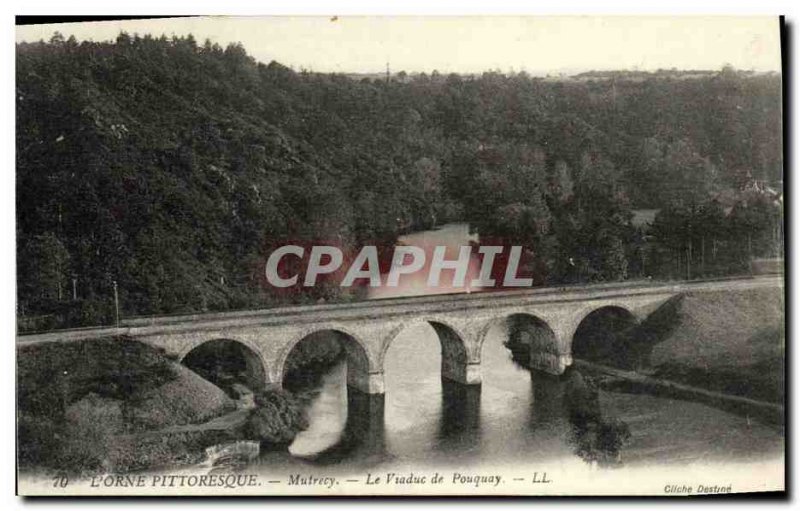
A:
16,16,782,75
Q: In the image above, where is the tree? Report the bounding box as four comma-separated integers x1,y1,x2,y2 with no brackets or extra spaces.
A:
696,200,727,274
549,159,574,203
729,194,782,262
546,152,636,283
15,36,782,326
19,232,71,304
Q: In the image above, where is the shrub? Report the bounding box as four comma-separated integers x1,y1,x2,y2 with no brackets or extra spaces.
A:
56,393,124,474
244,389,308,446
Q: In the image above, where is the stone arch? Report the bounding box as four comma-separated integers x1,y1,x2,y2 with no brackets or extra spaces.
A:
479,312,559,373
180,338,269,393
571,305,639,368
381,317,475,385
278,328,375,394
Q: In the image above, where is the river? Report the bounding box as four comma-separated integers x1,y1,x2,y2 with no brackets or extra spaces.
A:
249,224,784,485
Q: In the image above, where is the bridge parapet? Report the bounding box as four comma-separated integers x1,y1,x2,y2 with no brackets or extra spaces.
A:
17,276,781,392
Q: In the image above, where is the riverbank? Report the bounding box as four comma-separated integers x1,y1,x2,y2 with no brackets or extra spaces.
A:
17,334,348,475
585,284,784,423
574,360,784,424
17,337,238,474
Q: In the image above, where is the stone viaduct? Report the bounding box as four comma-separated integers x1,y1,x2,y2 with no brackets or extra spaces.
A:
17,276,782,397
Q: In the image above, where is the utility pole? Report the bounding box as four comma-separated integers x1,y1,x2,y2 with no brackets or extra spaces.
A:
113,280,120,328
701,237,705,276
72,278,77,301
685,221,692,281
686,245,691,281
640,248,646,278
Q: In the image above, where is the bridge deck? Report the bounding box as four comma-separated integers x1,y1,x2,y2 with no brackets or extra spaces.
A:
17,275,782,345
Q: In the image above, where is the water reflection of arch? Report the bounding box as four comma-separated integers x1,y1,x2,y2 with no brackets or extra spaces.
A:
381,317,471,384
530,370,566,430
571,305,639,368
180,338,269,393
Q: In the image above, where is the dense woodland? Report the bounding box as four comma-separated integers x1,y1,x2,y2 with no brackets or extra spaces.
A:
17,34,784,329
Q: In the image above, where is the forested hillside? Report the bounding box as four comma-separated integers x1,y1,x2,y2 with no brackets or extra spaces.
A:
16,34,783,328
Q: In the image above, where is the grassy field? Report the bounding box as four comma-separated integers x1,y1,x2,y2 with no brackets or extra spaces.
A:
17,337,235,473
647,286,784,404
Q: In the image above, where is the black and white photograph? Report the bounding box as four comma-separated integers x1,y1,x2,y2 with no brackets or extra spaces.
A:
13,14,785,496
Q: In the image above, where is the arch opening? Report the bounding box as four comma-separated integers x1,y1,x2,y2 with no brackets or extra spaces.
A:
499,313,559,371
280,330,371,394
382,319,477,444
280,330,383,459
572,306,639,369
479,313,563,429
383,319,473,386
181,339,267,396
